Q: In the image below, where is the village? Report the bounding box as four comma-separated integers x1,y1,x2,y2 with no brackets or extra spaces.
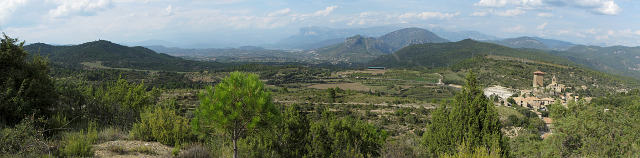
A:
483,70,596,138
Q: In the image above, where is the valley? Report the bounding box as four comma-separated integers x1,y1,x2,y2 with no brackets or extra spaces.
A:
4,26,640,157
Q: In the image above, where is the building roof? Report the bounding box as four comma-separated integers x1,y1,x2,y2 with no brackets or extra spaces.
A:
533,71,545,75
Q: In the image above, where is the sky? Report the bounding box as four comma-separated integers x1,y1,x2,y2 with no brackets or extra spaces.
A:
1,0,640,47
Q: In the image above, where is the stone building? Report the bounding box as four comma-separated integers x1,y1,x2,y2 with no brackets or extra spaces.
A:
533,71,545,88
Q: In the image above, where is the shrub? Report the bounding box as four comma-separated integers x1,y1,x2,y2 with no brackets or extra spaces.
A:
130,100,191,145
134,145,155,155
178,144,211,158
98,127,127,142
0,118,48,156
60,122,98,157
107,144,126,154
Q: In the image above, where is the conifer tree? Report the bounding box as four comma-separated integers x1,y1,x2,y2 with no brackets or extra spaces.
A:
192,71,280,158
423,71,506,157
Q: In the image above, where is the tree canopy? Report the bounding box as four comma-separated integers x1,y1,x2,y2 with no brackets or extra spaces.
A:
423,71,506,157
0,34,57,126
192,71,280,158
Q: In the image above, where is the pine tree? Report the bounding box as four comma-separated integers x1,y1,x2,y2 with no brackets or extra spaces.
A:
423,71,506,157
192,71,280,158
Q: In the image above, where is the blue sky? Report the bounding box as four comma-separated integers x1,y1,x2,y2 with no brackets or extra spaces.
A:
1,0,639,47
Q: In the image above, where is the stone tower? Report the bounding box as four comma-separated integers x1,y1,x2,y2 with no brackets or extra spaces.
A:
533,71,545,88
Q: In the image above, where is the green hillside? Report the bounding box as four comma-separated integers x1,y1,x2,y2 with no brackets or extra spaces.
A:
550,45,640,79
24,40,229,71
378,27,449,52
313,35,391,63
368,39,575,68
439,56,638,94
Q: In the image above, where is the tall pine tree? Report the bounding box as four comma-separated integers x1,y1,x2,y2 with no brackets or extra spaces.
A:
423,71,507,157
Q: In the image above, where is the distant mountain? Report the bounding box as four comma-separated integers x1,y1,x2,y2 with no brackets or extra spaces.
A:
485,36,548,50
368,39,574,68
485,36,576,51
531,37,576,51
311,35,392,63
550,45,640,79
24,40,227,71
378,28,449,52
430,28,501,42
273,26,400,49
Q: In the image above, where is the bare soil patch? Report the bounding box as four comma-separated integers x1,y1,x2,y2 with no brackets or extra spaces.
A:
94,140,175,158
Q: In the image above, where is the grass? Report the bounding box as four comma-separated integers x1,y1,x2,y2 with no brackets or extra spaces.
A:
107,144,127,155
496,106,525,119
134,145,156,155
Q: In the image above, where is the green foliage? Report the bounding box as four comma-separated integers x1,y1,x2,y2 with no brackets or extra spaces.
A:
85,78,160,128
274,104,311,157
0,34,57,126
305,111,389,158
192,71,280,158
61,122,98,157
0,118,48,156
130,100,191,145
423,71,506,157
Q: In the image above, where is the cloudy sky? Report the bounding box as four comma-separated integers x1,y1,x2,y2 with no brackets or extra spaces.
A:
1,0,639,47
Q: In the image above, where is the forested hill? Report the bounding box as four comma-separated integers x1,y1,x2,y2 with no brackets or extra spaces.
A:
550,45,640,79
312,35,392,63
368,39,576,68
378,27,450,52
24,40,229,71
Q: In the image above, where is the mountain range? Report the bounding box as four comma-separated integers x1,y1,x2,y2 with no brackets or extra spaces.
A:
368,39,574,68
23,40,228,71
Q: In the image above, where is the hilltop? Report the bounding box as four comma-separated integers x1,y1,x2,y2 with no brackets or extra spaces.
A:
378,28,449,52
368,39,575,68
311,35,392,63
24,40,228,71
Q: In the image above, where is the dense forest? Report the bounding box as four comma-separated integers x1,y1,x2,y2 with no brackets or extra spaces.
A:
4,34,640,158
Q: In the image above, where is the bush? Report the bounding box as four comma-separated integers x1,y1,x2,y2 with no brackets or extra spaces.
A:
134,145,155,155
130,100,191,145
178,144,211,158
107,144,126,154
98,127,127,142
60,122,98,157
0,118,48,156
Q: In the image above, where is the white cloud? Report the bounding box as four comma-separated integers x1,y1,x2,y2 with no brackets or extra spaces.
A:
268,8,291,17
474,0,509,7
537,12,554,17
475,0,544,8
595,1,621,15
474,0,622,15
0,0,29,23
504,25,526,33
49,0,115,18
400,12,460,20
470,11,488,16
312,5,337,16
493,8,526,16
537,22,547,30
165,5,176,16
